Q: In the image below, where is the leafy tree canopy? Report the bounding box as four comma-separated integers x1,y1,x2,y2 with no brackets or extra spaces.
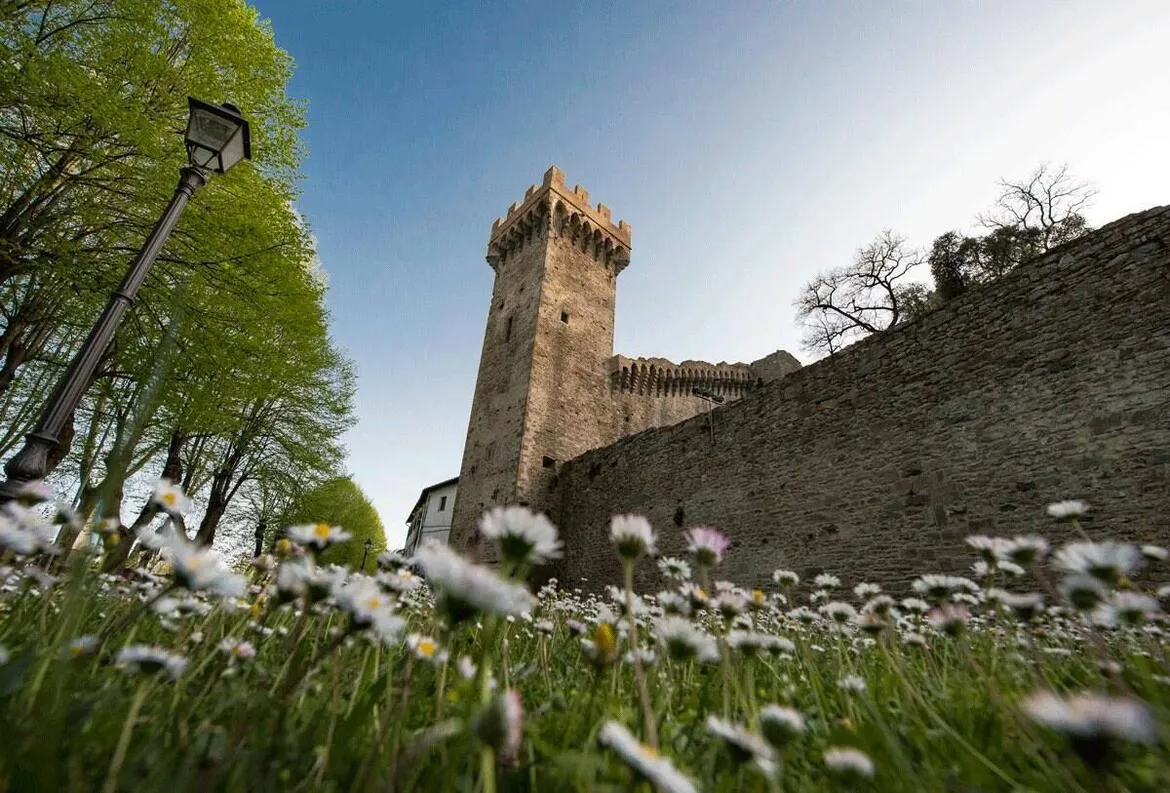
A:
283,477,386,571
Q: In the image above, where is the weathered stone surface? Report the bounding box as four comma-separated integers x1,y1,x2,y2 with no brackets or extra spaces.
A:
449,167,802,557
453,167,1169,595
548,206,1170,591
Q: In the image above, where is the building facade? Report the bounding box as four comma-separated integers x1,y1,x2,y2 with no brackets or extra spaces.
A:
448,166,800,559
403,476,458,555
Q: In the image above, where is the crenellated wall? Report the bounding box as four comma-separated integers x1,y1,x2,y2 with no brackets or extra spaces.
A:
548,206,1170,592
451,166,803,559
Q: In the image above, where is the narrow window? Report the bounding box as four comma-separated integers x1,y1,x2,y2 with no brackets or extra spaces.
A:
439,495,447,511
505,316,513,341
542,456,556,468
560,310,569,324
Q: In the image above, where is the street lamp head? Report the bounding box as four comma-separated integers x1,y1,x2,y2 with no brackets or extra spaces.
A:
185,97,251,174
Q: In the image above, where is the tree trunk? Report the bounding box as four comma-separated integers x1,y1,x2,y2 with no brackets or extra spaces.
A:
252,518,267,559
194,467,232,547
103,428,186,572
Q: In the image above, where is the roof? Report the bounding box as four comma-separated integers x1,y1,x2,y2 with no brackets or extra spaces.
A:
405,475,459,523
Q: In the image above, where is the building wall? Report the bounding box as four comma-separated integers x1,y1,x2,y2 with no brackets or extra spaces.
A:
549,206,1170,591
450,168,807,560
449,167,633,556
419,482,457,547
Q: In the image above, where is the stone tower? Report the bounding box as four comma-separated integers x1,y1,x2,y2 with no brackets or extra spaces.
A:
448,166,632,556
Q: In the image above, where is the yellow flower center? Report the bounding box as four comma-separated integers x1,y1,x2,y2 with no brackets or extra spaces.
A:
593,623,616,655
753,589,766,604
161,492,177,507
313,523,332,539
250,601,264,617
364,597,383,611
417,639,437,658
275,538,292,555
697,588,708,599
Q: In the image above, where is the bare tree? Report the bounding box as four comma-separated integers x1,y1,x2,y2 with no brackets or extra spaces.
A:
795,230,925,356
978,163,1095,252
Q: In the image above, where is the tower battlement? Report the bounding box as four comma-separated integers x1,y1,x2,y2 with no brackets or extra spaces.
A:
451,166,801,564
608,355,757,399
487,166,632,273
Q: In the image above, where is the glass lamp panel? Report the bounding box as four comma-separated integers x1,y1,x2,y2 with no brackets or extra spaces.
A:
186,142,220,170
187,106,238,152
217,131,247,173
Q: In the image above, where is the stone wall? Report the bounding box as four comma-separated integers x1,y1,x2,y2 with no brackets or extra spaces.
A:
548,206,1170,591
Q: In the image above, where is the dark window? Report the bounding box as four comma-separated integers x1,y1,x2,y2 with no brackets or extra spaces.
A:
542,456,556,468
560,310,569,324
505,316,513,341
438,495,447,511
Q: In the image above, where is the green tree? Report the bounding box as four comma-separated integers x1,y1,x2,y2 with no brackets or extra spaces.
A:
0,2,358,563
283,477,387,571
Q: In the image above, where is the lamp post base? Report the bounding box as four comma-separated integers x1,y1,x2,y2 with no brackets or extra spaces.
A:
0,430,57,502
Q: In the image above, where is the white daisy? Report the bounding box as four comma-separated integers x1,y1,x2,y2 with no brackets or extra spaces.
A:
726,630,771,657
814,573,840,589
1111,591,1159,625
610,515,656,560
1046,500,1090,520
1001,535,1050,566
1023,691,1157,744
823,747,875,778
477,505,562,565
599,721,699,793
760,705,806,748
772,569,800,587
335,576,406,640
1054,542,1141,584
655,617,719,663
685,526,729,567
151,479,190,516
113,645,188,679
414,542,535,622
407,633,447,664
657,556,692,581
1060,574,1110,611
166,536,246,598
218,638,256,660
705,716,776,774
821,601,857,624
1141,545,1168,562
285,522,352,551
989,590,1045,621
900,597,931,615
837,675,867,693
911,574,979,602
926,603,970,636
853,582,881,600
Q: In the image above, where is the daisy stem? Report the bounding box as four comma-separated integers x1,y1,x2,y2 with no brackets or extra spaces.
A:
101,681,150,793
100,582,175,644
480,745,497,793
624,559,658,748
879,640,1018,788
434,655,449,719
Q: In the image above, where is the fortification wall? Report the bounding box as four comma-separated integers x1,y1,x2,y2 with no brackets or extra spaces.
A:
607,355,756,439
549,206,1170,591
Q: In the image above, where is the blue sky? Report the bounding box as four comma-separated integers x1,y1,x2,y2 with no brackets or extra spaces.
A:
252,1,1170,549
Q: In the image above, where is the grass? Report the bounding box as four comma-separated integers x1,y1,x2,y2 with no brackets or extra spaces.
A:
0,504,1168,792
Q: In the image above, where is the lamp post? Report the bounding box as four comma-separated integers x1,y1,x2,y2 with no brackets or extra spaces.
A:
361,538,374,571
0,98,251,503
